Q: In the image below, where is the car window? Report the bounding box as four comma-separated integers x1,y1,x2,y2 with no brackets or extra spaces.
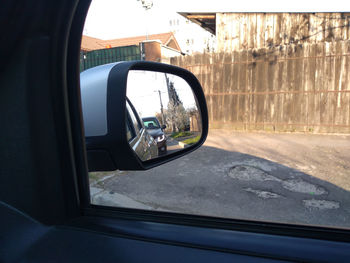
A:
143,120,160,129
83,2,350,230
126,113,136,141
126,100,142,135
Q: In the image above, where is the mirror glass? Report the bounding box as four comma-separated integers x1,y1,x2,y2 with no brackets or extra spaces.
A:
126,70,202,161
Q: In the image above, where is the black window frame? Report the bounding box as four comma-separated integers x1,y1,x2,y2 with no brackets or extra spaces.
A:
68,0,350,244
3,0,350,262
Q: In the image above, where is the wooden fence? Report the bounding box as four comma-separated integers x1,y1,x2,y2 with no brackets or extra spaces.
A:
171,40,350,133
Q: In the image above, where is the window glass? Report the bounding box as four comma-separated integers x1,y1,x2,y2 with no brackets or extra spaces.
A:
143,120,160,129
126,114,135,141
126,100,142,135
83,1,350,230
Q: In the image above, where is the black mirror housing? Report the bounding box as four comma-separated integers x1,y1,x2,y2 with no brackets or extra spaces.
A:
80,61,208,171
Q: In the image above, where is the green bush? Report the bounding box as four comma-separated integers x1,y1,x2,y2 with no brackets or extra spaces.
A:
182,135,201,145
171,131,192,139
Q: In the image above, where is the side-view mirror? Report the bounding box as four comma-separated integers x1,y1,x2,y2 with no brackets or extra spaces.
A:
80,61,208,171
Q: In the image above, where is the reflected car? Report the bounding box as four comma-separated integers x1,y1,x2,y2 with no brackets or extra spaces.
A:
126,100,158,161
142,117,167,154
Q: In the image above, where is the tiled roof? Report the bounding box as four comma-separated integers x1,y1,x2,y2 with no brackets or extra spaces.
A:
81,32,181,52
81,35,106,51
103,32,173,47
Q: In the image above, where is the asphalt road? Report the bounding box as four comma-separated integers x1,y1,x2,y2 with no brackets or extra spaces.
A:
91,130,350,229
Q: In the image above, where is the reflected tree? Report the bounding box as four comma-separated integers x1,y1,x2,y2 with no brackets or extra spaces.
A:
165,74,189,132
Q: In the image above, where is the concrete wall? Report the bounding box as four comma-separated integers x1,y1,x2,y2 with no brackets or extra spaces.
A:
171,40,350,133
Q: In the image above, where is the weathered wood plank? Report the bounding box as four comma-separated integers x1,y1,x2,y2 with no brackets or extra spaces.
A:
278,45,287,131
304,43,316,131
344,41,350,133
295,43,305,131
319,42,332,132
240,50,248,125
285,44,295,128
248,14,257,49
314,42,324,132
247,49,254,130
229,52,236,123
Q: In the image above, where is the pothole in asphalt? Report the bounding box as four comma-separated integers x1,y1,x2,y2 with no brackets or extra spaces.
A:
244,188,282,199
228,165,281,182
303,199,340,210
282,179,327,195
228,165,328,196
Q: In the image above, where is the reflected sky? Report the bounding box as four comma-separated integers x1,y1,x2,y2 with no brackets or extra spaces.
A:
127,70,197,118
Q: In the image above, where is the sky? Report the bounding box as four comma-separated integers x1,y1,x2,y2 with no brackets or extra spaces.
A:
83,0,349,40
127,70,197,117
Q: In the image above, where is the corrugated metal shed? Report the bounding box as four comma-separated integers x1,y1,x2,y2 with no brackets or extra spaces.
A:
80,45,141,72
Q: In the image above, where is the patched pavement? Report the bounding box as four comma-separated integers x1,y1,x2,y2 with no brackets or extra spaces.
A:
91,130,350,228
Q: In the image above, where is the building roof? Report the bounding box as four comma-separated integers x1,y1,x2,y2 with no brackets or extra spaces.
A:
102,32,181,51
178,12,216,35
81,35,106,51
81,32,181,52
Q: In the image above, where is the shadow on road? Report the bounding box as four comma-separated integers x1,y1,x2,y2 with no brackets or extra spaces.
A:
91,145,350,229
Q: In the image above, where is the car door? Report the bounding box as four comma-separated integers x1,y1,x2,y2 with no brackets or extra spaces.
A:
1,1,350,263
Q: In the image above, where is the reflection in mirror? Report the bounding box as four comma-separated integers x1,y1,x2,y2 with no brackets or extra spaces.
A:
127,70,202,161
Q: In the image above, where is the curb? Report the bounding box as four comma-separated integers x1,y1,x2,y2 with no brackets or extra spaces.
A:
178,141,190,148
91,187,154,210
